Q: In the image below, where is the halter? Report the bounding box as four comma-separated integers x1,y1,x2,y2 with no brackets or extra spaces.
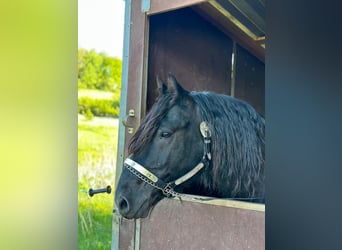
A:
124,121,212,198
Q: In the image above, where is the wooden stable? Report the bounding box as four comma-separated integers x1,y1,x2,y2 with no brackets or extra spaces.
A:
116,197,264,250
112,0,265,249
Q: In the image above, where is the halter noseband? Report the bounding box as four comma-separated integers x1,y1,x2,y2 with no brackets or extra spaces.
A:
124,121,212,198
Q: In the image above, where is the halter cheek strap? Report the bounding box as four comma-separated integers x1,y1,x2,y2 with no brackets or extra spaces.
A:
124,121,212,198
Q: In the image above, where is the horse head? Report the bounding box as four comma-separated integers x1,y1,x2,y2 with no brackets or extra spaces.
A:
115,74,205,219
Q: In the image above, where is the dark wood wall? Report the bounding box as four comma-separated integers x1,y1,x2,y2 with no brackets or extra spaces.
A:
147,8,233,109
146,7,264,116
235,44,265,115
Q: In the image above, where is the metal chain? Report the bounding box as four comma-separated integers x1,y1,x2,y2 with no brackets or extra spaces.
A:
125,164,186,198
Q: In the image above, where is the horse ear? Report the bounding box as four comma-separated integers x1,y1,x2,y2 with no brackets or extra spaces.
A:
156,75,167,95
167,73,188,97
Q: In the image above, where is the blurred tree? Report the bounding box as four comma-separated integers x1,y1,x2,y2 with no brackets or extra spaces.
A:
78,48,122,92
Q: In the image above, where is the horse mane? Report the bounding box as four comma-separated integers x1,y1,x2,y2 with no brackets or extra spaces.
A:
190,91,265,199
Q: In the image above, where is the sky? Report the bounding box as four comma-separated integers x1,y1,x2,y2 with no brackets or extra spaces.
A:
78,0,125,59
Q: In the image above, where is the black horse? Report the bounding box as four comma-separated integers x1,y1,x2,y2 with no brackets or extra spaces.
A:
115,74,265,219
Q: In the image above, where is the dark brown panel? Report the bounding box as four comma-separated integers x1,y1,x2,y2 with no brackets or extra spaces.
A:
119,219,135,250
139,199,265,250
235,44,265,116
124,0,149,149
147,8,233,110
118,0,148,247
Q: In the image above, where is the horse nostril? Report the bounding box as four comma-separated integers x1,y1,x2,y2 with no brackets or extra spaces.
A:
118,196,130,213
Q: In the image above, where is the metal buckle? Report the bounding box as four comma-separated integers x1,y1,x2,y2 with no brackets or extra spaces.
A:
162,183,173,197
200,121,211,138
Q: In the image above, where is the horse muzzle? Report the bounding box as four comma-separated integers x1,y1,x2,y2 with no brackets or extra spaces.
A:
115,171,163,219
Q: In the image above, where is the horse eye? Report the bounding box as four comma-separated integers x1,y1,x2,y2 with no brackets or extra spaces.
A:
161,131,172,138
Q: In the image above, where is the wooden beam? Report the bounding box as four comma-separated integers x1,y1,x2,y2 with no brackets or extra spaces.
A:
255,36,265,42
193,2,265,62
147,0,209,15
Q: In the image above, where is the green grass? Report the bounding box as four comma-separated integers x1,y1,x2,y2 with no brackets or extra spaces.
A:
78,116,118,167
78,114,118,250
78,192,114,250
78,89,115,100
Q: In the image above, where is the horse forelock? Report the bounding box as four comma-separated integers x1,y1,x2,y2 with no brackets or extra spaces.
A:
128,93,177,155
190,91,265,198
